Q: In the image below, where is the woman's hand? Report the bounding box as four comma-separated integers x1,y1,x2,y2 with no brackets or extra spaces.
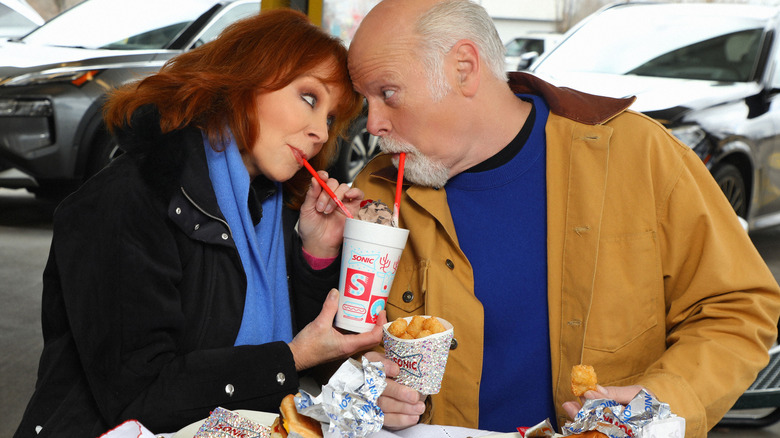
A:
288,289,383,371
363,351,426,430
562,384,647,419
298,171,363,258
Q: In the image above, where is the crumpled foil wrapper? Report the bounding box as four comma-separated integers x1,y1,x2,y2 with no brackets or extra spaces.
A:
194,407,270,438
562,389,673,437
296,356,386,438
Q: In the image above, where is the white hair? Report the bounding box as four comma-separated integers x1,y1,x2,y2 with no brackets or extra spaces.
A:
379,136,450,188
415,0,508,101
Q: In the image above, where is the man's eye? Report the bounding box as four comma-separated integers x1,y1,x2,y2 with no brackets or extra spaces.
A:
382,89,396,100
302,94,317,107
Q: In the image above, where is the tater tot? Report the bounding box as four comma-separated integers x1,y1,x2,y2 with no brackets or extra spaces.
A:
422,316,438,330
416,329,433,339
406,315,425,337
424,317,446,334
387,318,408,337
386,315,449,340
571,364,598,397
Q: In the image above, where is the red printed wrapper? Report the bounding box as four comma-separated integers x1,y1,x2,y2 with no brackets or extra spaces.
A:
194,407,270,438
382,316,453,395
518,418,555,437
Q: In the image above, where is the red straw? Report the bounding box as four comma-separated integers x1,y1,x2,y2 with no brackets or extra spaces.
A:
299,156,354,219
393,153,406,225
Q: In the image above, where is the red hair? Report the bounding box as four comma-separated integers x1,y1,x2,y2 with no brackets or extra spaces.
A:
103,8,362,208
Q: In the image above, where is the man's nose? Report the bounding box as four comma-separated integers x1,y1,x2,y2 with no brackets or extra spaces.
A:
365,103,390,137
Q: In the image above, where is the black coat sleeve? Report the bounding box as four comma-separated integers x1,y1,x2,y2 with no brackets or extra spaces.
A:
282,206,341,332
41,170,301,434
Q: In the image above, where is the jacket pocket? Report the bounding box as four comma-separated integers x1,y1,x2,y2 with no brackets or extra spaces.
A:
584,230,660,352
386,258,428,314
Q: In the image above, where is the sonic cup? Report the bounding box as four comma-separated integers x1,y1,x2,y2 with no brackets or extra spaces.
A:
335,218,409,333
382,316,454,395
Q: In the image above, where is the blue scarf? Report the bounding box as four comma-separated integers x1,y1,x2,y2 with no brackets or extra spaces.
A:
203,133,293,346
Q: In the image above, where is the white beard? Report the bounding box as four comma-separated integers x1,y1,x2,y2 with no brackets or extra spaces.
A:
379,136,450,188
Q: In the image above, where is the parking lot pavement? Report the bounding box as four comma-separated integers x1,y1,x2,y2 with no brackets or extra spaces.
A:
4,187,780,437
0,188,55,438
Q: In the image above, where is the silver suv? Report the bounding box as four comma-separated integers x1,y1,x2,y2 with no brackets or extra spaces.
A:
531,2,780,231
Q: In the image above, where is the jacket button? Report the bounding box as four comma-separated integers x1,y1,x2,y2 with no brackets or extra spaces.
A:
276,372,286,385
221,233,229,240
450,338,458,350
225,384,235,397
175,207,182,215
194,224,200,230
402,291,414,302
445,259,455,270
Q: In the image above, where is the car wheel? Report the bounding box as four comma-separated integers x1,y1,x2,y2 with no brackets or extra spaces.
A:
331,116,380,182
712,163,747,218
86,129,123,178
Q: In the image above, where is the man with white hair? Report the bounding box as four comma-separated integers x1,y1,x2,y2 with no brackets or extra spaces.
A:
345,0,780,436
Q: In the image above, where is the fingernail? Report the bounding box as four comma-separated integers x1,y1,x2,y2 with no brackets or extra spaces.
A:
329,290,338,300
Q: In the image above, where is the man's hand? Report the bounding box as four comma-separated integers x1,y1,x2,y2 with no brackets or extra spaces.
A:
562,384,646,419
363,351,426,429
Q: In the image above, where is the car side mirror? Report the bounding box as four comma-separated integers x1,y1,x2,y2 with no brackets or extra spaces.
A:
516,51,540,70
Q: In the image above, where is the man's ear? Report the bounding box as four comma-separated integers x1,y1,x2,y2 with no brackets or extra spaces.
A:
453,39,480,97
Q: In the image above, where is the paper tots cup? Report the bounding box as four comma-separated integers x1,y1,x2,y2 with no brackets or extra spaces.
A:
335,217,409,333
382,316,454,395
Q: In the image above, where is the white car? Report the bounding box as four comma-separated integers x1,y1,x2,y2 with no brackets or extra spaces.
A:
0,0,43,40
504,32,561,71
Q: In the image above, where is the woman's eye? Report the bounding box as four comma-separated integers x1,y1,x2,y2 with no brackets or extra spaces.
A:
302,94,317,108
382,89,396,100
327,116,335,128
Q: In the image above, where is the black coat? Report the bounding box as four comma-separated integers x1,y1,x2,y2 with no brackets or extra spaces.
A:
14,106,339,437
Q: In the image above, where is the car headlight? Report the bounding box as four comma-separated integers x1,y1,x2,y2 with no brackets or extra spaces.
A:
669,125,713,163
0,68,102,87
0,98,52,117
669,125,706,148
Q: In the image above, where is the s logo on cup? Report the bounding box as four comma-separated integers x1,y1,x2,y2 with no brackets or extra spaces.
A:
345,268,374,299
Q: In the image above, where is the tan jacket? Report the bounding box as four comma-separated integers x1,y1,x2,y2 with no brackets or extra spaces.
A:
352,72,780,438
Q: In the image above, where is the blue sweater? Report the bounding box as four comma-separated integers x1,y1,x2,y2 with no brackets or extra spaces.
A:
445,95,553,432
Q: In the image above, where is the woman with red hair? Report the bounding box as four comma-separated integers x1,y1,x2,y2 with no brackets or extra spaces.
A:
15,9,377,437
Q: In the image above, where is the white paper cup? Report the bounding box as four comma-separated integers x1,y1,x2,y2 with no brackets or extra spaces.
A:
382,316,454,395
335,218,409,333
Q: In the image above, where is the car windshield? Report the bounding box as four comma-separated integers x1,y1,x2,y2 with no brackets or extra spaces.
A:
534,5,768,82
506,38,544,56
21,0,218,50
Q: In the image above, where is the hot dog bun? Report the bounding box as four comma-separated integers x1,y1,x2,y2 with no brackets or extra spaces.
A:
272,393,323,438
